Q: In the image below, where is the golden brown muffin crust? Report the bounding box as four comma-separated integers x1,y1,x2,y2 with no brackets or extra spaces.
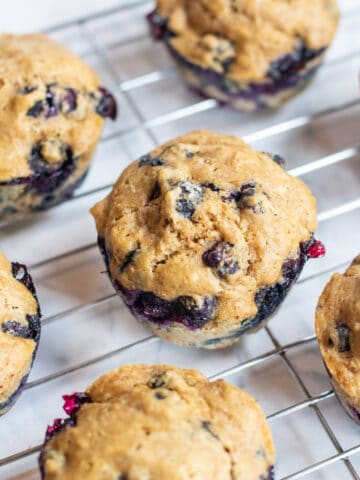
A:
41,364,275,479
0,34,103,181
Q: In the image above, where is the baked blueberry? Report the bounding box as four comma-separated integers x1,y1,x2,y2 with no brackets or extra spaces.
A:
0,34,117,220
0,252,41,415
39,365,275,479
174,181,204,219
139,154,165,167
91,130,322,348
315,255,360,424
147,0,339,111
202,241,239,278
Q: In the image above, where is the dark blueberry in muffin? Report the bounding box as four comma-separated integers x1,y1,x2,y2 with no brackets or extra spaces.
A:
12,261,37,295
267,41,325,84
148,374,167,389
149,182,161,200
22,85,38,95
27,100,44,117
45,84,58,118
96,87,117,120
250,248,307,330
119,249,138,272
139,154,165,167
2,320,37,339
29,140,75,193
201,420,220,440
175,295,218,328
146,10,168,40
202,182,221,192
62,87,77,113
117,282,218,330
260,466,275,480
202,241,239,278
224,181,257,208
175,181,203,218
264,152,285,168
154,391,167,400
336,324,351,353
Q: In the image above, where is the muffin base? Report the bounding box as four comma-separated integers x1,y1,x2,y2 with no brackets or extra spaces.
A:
172,55,323,112
0,164,89,221
98,236,314,349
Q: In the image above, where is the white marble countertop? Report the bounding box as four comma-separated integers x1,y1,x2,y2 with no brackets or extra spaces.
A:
0,0,124,32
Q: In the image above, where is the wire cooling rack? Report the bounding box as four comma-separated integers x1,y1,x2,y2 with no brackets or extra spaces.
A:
1,0,360,478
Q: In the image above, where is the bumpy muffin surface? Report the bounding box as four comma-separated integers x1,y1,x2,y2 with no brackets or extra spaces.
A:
40,364,275,479
149,0,339,109
0,33,116,217
91,130,319,348
315,255,360,423
0,252,41,414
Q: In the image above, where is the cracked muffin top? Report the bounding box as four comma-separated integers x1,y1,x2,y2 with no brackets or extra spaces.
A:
0,252,40,409
315,255,360,400
91,130,317,327
154,0,339,82
0,34,109,182
40,364,275,479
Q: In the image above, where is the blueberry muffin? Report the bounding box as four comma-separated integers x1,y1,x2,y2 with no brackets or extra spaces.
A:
148,0,339,111
0,34,117,220
0,252,41,415
91,130,324,349
315,255,360,424
40,364,275,479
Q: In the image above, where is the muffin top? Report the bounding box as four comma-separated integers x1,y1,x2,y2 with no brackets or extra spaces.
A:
0,253,40,408
41,364,275,479
315,255,360,400
91,130,317,329
0,34,105,182
155,0,339,82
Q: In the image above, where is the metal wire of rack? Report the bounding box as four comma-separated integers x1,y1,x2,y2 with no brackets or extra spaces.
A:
1,1,360,479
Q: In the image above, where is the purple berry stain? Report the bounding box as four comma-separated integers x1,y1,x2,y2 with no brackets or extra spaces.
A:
62,394,79,416
44,392,91,441
146,10,167,39
62,392,91,415
46,418,67,440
